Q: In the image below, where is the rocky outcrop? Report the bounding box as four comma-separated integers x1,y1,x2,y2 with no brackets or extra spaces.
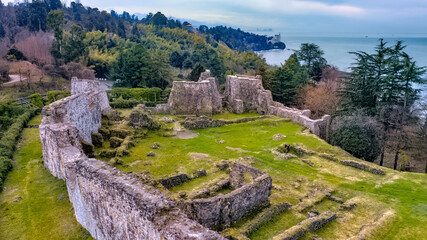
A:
181,162,272,230
40,78,224,240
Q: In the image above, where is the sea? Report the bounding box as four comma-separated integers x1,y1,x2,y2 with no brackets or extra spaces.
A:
256,36,427,100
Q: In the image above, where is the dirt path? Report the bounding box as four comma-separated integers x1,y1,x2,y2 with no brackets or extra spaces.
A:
2,75,27,86
172,122,199,139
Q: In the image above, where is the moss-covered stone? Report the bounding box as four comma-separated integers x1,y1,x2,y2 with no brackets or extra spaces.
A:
110,137,124,148
99,149,117,158
106,110,123,121
98,127,110,139
80,139,95,158
110,128,132,139
91,132,104,147
128,108,159,129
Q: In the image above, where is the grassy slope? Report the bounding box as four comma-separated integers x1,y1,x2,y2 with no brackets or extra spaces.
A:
0,116,92,240
111,114,427,240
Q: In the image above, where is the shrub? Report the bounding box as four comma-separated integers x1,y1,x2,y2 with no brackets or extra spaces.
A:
0,100,26,117
108,87,163,102
0,110,34,191
0,111,33,158
109,98,140,109
330,115,381,162
47,90,71,103
29,93,45,108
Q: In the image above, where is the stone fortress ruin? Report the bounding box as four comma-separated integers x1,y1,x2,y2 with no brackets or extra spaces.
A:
39,72,336,239
154,70,330,139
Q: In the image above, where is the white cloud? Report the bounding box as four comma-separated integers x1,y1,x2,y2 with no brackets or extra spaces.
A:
225,0,366,17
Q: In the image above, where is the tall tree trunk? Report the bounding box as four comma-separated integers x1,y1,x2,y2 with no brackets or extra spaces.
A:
379,148,385,166
393,150,399,170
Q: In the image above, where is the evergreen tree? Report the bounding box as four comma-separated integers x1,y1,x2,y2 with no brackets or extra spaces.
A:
170,51,183,69
63,24,86,62
296,43,327,81
340,39,426,165
47,9,65,57
189,64,205,81
28,0,48,31
110,44,151,88
152,12,167,26
270,54,308,105
0,23,5,38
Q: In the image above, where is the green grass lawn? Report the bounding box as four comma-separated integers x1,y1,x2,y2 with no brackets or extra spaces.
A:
1,113,426,240
0,125,92,240
110,114,427,240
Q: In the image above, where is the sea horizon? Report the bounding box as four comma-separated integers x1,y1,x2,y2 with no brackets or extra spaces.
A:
257,35,427,99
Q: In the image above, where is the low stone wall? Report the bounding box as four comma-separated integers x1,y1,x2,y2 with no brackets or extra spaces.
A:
181,162,272,230
40,78,224,240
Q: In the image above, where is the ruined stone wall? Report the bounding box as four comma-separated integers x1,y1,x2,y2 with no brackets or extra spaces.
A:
40,78,224,239
166,79,222,115
182,162,272,230
224,75,331,140
223,75,273,114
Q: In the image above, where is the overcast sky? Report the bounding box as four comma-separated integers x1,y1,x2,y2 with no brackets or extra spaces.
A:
4,0,427,37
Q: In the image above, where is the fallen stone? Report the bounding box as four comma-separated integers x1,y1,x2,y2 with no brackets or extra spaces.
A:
151,142,161,149
110,128,132,139
99,149,117,158
272,134,287,141
193,168,207,178
106,110,123,121
147,151,155,157
216,160,231,170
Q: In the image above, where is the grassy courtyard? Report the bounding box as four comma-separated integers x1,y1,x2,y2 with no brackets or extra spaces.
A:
0,112,426,239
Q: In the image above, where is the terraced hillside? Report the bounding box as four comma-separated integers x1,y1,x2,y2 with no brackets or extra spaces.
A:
1,111,426,239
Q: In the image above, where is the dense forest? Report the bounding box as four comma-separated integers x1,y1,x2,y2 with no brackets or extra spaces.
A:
0,0,270,90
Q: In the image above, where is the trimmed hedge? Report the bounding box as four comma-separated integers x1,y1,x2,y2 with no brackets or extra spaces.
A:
29,93,45,108
0,100,26,117
47,90,71,104
0,110,34,191
108,87,162,102
109,98,141,109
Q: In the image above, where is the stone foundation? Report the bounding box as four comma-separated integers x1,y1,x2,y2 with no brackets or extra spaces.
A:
181,162,272,230
40,78,224,240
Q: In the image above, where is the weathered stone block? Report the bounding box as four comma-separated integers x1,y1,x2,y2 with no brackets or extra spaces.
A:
109,137,123,148
160,173,191,189
129,108,159,129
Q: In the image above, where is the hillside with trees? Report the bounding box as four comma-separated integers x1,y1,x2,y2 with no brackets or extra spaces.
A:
0,0,269,95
